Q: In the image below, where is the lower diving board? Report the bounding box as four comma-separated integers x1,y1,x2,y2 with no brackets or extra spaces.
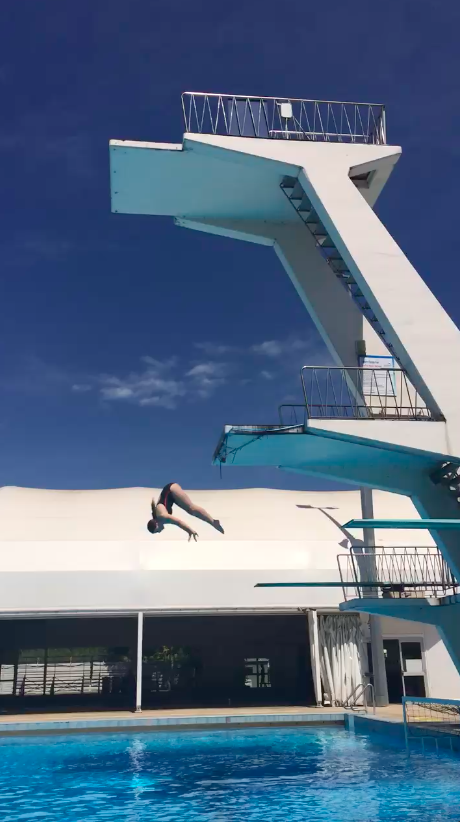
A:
343,519,460,530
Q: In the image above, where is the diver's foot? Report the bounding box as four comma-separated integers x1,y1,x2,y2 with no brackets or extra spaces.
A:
213,520,224,534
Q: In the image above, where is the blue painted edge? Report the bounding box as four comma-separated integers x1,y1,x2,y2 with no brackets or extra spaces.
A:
344,518,460,530
256,582,393,588
351,714,406,741
403,695,460,707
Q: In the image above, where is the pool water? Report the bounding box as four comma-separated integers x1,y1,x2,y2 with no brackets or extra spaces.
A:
1,726,460,821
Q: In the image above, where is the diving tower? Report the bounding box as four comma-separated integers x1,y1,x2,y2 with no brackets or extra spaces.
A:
109,92,460,667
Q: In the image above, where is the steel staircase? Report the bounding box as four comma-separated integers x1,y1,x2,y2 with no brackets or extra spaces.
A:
280,175,399,363
430,462,460,507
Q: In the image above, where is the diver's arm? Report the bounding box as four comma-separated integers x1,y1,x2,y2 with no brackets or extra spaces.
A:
161,513,198,540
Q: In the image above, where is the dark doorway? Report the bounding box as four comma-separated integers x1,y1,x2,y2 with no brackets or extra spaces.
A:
383,639,426,703
383,639,404,703
142,614,314,708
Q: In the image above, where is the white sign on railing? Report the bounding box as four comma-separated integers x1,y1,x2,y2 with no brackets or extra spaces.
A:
360,355,396,397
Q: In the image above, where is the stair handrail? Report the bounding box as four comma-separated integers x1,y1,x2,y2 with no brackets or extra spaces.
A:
343,682,364,708
344,682,376,715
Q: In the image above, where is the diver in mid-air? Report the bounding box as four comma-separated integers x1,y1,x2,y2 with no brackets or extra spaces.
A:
147,482,224,541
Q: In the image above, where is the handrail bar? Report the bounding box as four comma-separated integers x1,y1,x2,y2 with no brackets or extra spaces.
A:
337,546,458,600
182,93,386,145
278,404,307,426
344,682,363,705
182,91,385,108
299,364,435,421
345,682,376,714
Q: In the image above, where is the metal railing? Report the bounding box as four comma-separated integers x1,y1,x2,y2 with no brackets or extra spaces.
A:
278,404,308,427
182,92,386,144
338,546,458,601
404,696,460,753
300,366,434,421
345,682,376,714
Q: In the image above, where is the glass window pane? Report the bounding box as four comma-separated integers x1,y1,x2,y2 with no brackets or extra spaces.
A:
401,642,423,674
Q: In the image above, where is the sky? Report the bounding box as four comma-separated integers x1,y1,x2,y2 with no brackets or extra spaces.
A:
0,0,459,491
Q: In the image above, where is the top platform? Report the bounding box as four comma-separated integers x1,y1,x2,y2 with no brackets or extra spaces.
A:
182,92,387,145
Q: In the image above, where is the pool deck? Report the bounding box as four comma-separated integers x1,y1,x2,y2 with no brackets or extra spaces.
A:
0,704,404,736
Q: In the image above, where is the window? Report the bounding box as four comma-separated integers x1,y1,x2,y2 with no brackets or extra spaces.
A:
2,647,132,697
401,641,425,698
244,658,271,689
349,170,375,189
401,642,424,675
142,646,198,693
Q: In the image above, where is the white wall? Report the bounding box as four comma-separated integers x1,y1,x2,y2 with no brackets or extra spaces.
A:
378,615,460,700
1,485,459,697
0,485,433,614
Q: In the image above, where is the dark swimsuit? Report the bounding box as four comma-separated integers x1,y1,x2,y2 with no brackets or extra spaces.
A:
158,483,175,514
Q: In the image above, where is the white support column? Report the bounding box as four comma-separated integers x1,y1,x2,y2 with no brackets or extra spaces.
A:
299,156,460,447
135,611,144,713
308,609,322,706
360,488,389,707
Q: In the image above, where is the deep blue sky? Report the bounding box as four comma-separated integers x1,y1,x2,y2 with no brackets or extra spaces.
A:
1,0,459,491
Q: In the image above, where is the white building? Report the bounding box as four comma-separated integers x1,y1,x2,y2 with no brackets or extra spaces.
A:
0,485,458,712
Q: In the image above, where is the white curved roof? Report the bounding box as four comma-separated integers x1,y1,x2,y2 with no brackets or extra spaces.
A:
0,486,431,616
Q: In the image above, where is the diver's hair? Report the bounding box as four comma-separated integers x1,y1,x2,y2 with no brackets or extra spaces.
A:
147,518,157,534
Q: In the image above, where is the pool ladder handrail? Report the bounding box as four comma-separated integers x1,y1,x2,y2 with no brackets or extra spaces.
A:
345,682,376,715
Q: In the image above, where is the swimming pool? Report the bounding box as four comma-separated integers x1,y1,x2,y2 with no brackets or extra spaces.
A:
1,726,460,821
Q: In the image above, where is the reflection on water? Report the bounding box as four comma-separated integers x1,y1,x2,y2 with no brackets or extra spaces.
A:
0,727,460,821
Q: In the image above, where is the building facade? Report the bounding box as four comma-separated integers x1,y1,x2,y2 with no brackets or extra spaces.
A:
0,485,458,712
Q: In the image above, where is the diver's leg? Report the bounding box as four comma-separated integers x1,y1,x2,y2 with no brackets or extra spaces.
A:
170,484,224,533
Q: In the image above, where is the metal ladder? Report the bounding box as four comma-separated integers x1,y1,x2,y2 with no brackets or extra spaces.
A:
280,175,398,362
344,682,376,714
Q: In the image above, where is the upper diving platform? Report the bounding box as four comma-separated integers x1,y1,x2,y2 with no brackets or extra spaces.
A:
181,92,387,145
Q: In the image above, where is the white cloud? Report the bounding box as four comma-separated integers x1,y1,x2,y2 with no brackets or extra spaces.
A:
2,331,329,415
100,385,134,400
98,365,186,409
252,340,283,357
186,362,223,378
139,396,179,408
194,342,237,356
140,355,177,370
251,336,328,361
186,361,227,399
96,355,231,409
72,383,92,393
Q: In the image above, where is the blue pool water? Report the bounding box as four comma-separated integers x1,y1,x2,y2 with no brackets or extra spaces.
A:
1,727,460,821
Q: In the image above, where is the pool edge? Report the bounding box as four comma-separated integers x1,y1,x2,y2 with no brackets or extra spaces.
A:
0,711,346,737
